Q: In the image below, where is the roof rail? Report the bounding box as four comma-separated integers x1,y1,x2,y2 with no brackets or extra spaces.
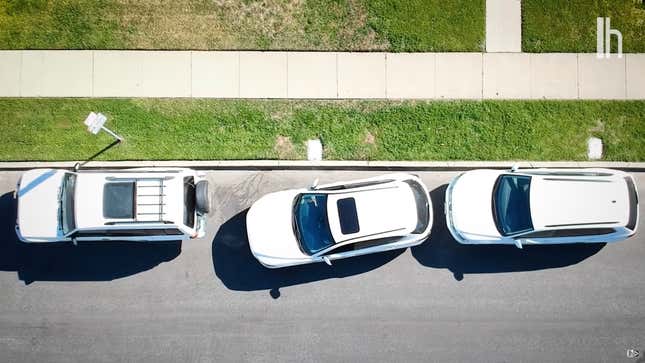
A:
106,175,175,222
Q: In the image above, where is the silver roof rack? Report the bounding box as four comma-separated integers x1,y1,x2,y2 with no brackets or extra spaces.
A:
106,176,174,222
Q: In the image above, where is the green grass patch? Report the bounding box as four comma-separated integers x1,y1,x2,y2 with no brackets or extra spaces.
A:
0,0,484,51
523,0,645,52
0,99,643,162
0,0,126,49
366,0,485,52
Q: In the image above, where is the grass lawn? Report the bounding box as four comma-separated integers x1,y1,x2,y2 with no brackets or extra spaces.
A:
523,0,645,52
0,99,643,162
0,0,484,52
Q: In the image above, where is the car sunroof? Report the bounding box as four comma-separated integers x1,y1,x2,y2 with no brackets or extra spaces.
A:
103,182,135,219
337,197,360,234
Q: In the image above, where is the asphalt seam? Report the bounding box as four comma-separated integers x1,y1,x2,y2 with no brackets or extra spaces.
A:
335,52,339,98
91,50,95,97
576,54,580,99
624,54,628,98
18,50,22,97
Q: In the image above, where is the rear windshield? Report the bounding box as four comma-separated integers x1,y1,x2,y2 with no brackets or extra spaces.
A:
405,180,430,234
625,176,638,231
61,173,77,234
493,175,533,236
184,177,196,228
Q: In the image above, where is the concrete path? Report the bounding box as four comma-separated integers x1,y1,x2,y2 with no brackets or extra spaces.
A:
1,50,644,99
486,0,522,52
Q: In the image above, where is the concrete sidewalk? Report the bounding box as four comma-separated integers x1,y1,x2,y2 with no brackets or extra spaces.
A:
1,50,644,99
486,0,522,52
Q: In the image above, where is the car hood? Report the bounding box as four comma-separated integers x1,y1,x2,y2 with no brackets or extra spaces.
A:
246,190,308,264
17,169,65,241
449,170,502,239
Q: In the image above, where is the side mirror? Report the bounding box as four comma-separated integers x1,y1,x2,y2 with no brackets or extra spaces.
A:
310,178,319,190
514,239,523,249
322,256,332,266
72,237,78,246
511,163,519,173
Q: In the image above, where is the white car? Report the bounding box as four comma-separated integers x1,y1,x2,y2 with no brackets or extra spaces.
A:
15,168,209,243
445,167,639,248
246,173,433,268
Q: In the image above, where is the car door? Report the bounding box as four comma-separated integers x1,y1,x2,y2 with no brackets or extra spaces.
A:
72,228,185,242
320,237,403,261
72,229,113,242
515,228,616,245
105,228,186,242
316,242,357,262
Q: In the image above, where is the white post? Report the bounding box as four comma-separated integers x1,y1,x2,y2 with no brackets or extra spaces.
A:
100,125,123,142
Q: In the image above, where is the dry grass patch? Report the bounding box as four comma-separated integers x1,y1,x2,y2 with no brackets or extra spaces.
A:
274,135,298,159
0,0,481,51
363,130,376,145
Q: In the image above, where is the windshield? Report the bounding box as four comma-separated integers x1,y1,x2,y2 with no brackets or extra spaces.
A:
293,193,335,255
492,174,533,236
60,173,77,234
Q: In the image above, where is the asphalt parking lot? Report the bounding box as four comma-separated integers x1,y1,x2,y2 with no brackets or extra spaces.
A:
0,169,643,363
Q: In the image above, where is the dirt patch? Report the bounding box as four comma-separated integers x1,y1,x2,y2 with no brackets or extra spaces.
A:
363,130,376,145
356,130,377,160
340,0,389,50
274,135,298,159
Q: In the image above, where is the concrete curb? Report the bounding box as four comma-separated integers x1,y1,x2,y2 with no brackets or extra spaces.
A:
1,160,644,171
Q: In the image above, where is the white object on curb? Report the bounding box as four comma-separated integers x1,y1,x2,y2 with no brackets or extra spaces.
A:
587,137,603,160
307,139,323,161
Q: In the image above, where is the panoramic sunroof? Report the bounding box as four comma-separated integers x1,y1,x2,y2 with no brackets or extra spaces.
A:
103,182,135,219
337,197,360,234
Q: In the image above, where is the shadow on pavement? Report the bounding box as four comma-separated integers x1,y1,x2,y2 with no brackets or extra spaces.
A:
411,184,606,281
0,192,181,284
212,209,404,298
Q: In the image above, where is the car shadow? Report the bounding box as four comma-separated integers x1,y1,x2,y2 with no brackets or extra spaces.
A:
211,208,404,298
0,192,181,284
411,184,606,281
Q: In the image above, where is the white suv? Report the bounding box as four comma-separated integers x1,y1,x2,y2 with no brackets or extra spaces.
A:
445,168,638,248
15,168,209,243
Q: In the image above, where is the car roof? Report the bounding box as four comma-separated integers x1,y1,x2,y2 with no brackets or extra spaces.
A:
326,181,417,243
74,170,187,229
529,173,630,230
